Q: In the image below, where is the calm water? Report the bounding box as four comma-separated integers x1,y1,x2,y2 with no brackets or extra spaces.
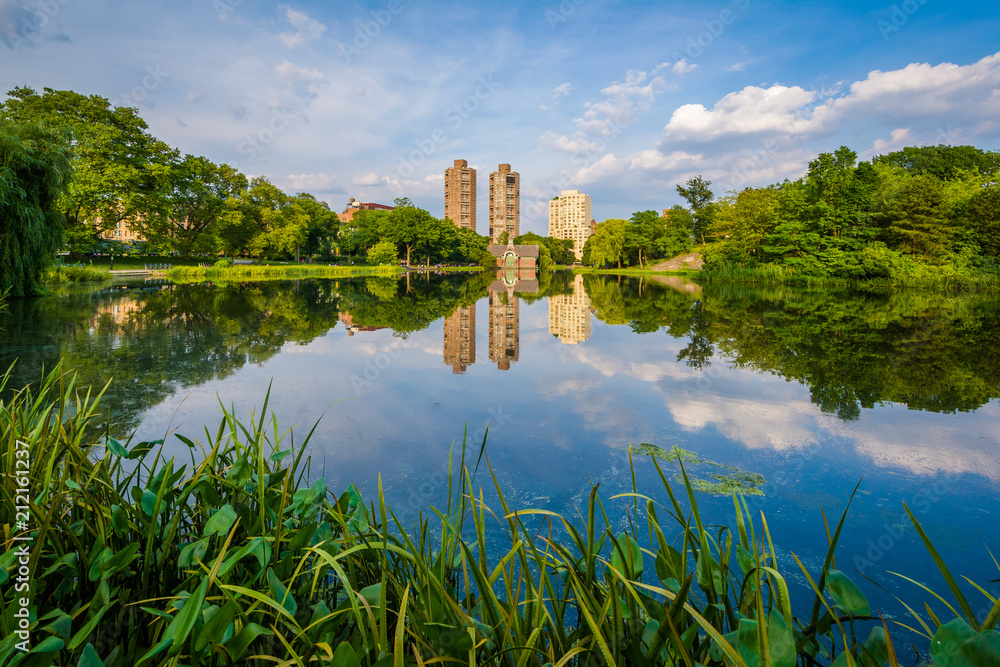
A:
2,272,998,628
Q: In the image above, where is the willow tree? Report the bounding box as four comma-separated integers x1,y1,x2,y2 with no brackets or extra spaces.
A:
0,119,73,296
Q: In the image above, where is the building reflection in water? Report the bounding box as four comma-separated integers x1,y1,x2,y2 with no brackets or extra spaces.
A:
442,305,476,374
488,269,537,371
548,273,592,345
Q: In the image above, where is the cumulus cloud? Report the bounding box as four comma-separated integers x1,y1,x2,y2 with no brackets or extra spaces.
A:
553,82,573,98
278,6,327,49
665,84,819,142
872,127,911,154
672,59,698,76
664,51,1000,144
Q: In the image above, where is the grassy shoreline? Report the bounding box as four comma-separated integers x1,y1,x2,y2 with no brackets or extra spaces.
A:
2,365,998,665
166,264,404,281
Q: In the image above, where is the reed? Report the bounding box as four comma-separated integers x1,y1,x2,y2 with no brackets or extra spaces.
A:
42,266,113,284
1,365,997,666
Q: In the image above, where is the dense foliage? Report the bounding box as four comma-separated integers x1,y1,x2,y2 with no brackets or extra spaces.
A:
695,145,1000,285
0,119,73,296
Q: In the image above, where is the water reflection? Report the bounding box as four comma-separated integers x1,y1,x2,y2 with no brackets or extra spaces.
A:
2,273,996,624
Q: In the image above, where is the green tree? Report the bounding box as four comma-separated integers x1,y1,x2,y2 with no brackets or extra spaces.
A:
625,210,666,268
877,173,952,259
967,184,1000,257
589,219,627,268
160,156,247,256
366,239,398,265
710,188,782,262
289,193,338,261
380,205,438,266
0,87,178,255
0,119,73,296
676,175,714,243
875,144,1000,180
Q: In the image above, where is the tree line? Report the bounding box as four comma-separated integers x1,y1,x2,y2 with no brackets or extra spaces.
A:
584,144,1000,282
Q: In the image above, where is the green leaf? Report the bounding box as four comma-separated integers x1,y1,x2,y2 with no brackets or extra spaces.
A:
827,569,870,616
960,630,1000,667
163,578,208,657
67,606,110,651
106,438,127,457
30,636,65,653
332,641,362,667
610,533,643,578
226,623,271,661
135,639,172,667
268,568,297,617
768,610,797,667
736,544,758,576
75,643,104,667
203,505,237,537
140,489,157,517
178,538,210,569
931,619,978,667
270,449,292,462
110,505,128,535
195,600,236,652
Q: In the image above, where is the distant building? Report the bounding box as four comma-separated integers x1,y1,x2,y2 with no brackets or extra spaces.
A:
338,197,394,224
487,241,539,270
548,274,592,345
548,190,592,261
444,159,477,232
443,305,476,374
489,164,520,244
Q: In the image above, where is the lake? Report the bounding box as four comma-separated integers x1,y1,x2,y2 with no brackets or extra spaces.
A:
2,271,998,630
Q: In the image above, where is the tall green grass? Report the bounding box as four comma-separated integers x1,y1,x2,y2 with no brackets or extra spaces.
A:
42,266,113,284
166,265,401,282
699,263,1000,292
1,365,998,666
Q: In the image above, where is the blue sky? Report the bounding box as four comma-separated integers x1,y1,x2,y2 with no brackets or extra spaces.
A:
3,0,999,233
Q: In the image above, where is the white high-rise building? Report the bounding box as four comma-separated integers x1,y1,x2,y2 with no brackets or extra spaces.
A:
548,190,592,261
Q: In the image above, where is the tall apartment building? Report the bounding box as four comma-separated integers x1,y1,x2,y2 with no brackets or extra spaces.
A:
443,305,476,374
489,164,520,244
444,159,476,231
548,274,592,345
548,190,592,261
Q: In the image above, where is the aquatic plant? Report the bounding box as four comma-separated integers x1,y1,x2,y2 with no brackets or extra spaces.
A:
1,365,997,665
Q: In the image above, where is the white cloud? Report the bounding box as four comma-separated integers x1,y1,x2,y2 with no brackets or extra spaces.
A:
672,59,698,76
274,60,326,82
872,128,911,154
726,62,747,72
352,172,380,186
665,85,819,142
278,6,327,49
538,130,604,156
664,51,1000,144
553,82,573,98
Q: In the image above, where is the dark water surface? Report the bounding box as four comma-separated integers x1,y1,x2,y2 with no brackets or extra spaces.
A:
2,272,998,628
